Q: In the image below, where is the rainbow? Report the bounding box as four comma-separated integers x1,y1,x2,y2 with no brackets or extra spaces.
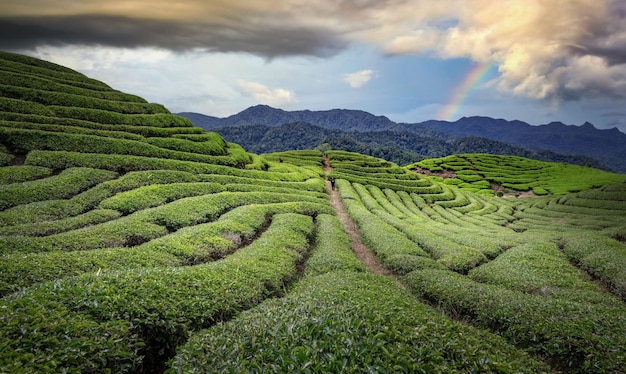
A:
438,61,493,121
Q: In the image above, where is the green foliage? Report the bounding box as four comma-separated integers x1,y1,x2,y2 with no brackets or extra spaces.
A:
0,167,116,210
146,135,227,155
26,150,312,176
338,181,429,263
0,208,121,237
0,84,168,114
170,272,550,373
404,269,626,372
0,111,203,137
99,182,226,215
411,154,626,195
305,214,367,276
0,213,315,373
0,165,52,184
0,169,202,225
561,232,626,301
0,127,236,166
468,242,617,305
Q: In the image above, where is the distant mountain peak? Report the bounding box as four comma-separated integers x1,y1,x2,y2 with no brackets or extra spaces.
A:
177,106,626,172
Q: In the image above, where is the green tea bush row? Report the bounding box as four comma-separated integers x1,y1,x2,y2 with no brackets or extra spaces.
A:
562,196,626,211
146,135,227,156
434,189,471,208
136,191,330,232
197,174,326,193
338,182,429,263
140,202,332,265
24,151,273,176
421,221,512,259
0,169,202,225
0,84,168,114
0,51,112,89
351,183,384,212
396,191,431,221
51,107,192,127
0,245,180,297
330,163,419,177
99,182,226,215
100,181,327,216
0,165,51,184
0,202,331,296
468,242,614,304
0,70,147,102
404,268,626,372
330,170,440,194
560,233,626,300
365,185,410,218
0,120,146,141
170,271,550,373
0,208,121,237
0,128,240,166
419,184,456,204
6,192,315,254
0,111,204,137
381,188,423,219
224,184,328,201
0,97,190,128
0,213,315,373
263,150,323,167
305,214,366,276
245,153,271,170
0,167,116,210
225,142,252,167
269,160,326,179
0,214,167,255
372,208,487,273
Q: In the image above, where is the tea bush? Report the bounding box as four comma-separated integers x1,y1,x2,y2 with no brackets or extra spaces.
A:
0,167,116,210
170,272,550,373
0,213,315,373
405,268,626,372
0,165,51,184
305,214,366,276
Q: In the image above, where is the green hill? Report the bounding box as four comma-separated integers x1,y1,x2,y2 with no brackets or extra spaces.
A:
1,51,625,373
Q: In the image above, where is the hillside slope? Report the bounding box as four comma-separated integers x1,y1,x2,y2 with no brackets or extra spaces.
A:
1,51,625,373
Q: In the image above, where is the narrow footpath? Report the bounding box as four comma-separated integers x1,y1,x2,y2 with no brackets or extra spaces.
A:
323,157,393,277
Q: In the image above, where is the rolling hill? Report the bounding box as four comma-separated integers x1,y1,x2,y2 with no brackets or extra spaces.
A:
1,50,626,373
179,106,626,173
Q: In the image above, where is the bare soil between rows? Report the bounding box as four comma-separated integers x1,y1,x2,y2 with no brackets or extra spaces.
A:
323,157,392,277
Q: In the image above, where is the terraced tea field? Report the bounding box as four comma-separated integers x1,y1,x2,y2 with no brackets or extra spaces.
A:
411,153,626,196
1,51,625,373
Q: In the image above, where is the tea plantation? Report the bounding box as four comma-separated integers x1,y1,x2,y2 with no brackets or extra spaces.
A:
1,51,625,373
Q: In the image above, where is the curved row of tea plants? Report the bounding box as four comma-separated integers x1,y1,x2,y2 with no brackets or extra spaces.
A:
328,151,626,372
410,153,626,195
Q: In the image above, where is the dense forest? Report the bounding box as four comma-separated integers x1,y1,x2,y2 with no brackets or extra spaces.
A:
214,122,607,169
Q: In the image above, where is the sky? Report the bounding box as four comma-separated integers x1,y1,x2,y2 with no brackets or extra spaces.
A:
1,0,626,132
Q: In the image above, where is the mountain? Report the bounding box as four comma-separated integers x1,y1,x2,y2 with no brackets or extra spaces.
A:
183,104,443,138
416,117,626,173
211,122,607,169
179,107,621,171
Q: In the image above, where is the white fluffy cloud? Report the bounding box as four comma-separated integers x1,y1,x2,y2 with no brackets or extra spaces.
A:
237,80,297,106
343,69,374,88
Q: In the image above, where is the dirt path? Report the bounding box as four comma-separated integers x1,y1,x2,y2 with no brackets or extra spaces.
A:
323,157,393,277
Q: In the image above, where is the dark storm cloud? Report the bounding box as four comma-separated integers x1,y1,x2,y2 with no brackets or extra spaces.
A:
0,14,346,58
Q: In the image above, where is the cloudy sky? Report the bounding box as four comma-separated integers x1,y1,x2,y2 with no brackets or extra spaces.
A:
1,0,625,132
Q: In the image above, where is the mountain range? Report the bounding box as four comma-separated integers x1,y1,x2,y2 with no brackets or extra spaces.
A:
178,105,626,172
